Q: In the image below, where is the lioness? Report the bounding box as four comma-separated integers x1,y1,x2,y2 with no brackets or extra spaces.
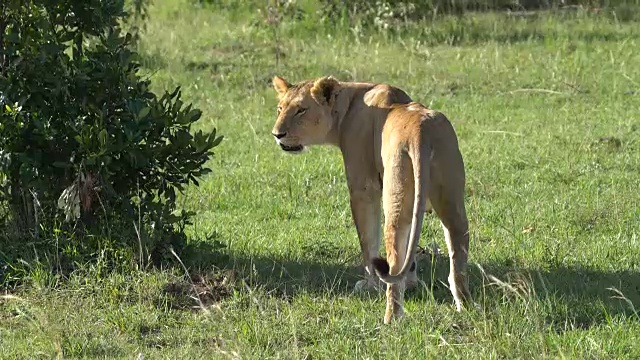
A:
270,75,471,323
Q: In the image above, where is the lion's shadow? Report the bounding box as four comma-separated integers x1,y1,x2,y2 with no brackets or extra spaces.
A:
185,240,639,327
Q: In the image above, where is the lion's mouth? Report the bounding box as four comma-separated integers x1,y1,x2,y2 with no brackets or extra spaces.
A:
279,143,304,152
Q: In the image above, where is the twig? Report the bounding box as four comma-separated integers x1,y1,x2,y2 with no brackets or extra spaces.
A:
622,73,638,87
28,189,41,241
266,0,281,70
508,88,567,95
481,130,524,136
133,179,144,269
562,81,585,94
0,1,7,73
94,190,111,248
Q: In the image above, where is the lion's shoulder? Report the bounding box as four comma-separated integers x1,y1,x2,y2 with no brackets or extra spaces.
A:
363,84,412,108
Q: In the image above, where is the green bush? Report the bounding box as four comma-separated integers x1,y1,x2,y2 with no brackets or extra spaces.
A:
196,0,640,40
0,0,223,279
318,0,640,30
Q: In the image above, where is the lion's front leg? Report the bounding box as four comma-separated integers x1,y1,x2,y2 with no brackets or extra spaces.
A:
348,184,384,293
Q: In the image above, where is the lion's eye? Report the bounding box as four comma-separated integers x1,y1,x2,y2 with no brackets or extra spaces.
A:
277,106,282,115
296,108,307,116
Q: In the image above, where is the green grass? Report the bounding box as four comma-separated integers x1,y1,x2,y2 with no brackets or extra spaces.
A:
2,0,640,358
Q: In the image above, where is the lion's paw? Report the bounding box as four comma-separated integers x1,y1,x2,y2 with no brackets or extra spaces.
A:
354,278,384,292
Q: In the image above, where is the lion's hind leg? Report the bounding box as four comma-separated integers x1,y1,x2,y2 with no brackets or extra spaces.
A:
430,181,472,311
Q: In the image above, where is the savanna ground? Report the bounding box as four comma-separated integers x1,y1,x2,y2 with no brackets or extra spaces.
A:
2,0,640,358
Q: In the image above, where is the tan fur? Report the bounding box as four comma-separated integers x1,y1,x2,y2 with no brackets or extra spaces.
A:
271,76,472,323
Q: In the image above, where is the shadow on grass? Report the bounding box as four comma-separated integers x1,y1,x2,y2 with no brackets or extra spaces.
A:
184,240,640,327
463,261,640,329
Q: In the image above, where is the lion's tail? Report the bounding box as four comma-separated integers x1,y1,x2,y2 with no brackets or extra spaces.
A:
372,137,430,284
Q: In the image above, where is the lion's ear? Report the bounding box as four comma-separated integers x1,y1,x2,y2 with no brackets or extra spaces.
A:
272,76,291,97
311,76,339,105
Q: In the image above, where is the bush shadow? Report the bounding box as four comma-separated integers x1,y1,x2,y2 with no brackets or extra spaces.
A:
185,240,640,327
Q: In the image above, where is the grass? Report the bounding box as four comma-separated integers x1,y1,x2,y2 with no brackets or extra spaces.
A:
2,0,640,358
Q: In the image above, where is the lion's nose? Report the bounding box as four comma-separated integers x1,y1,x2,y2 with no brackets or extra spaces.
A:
272,132,287,139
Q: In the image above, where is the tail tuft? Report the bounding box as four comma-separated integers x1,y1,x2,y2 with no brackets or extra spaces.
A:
372,257,390,277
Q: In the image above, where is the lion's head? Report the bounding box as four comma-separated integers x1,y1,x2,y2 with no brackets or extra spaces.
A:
270,75,339,153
